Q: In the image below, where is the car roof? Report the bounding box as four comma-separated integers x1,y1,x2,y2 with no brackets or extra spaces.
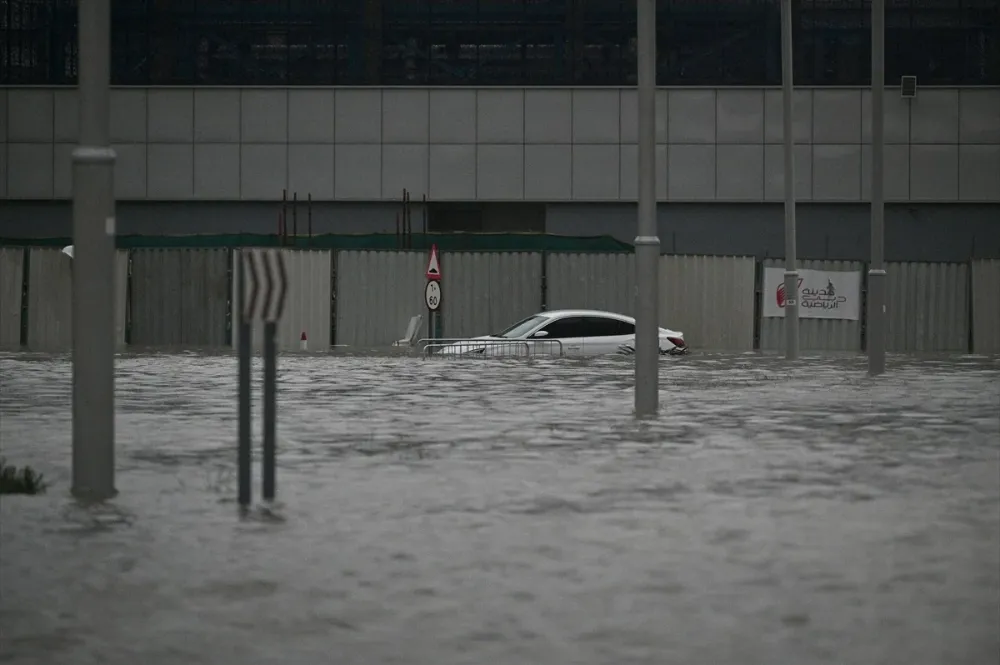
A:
538,309,635,323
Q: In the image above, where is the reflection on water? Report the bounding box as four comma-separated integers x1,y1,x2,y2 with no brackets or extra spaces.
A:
1,352,998,665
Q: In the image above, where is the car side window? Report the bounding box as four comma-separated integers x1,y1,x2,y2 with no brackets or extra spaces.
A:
537,317,589,338
578,317,635,337
605,319,635,335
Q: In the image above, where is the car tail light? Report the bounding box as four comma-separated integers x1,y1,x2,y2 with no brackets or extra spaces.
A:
667,336,685,348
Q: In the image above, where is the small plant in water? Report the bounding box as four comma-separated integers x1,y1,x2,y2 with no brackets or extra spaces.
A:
0,458,48,495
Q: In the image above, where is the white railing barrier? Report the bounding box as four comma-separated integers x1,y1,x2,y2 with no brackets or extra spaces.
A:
416,338,564,359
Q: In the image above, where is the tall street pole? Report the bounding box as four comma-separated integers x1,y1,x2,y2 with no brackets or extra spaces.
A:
868,0,887,376
72,0,117,500
781,0,799,360
634,0,660,418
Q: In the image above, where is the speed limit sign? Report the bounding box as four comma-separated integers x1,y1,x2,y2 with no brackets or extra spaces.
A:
424,279,442,311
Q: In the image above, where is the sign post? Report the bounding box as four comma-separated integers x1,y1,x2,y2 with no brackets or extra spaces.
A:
238,249,288,508
425,244,442,340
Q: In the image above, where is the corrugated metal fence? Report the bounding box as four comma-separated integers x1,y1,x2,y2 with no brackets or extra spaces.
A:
886,262,969,353
0,247,996,354
971,260,1000,355
443,252,543,339
546,253,635,316
22,248,130,351
759,259,864,352
130,249,229,347
0,248,24,349
660,255,756,350
335,250,426,347
232,249,333,352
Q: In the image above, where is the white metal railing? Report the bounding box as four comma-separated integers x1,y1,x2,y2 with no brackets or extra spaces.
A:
416,338,564,359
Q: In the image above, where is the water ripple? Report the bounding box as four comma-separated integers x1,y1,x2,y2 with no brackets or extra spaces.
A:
1,351,998,665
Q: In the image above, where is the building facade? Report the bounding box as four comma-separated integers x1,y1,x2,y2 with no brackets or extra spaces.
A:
1,0,998,259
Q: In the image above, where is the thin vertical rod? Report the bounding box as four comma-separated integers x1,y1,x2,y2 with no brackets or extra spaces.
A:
262,321,277,501
72,0,117,501
781,0,800,360
634,0,660,418
238,256,252,507
868,0,887,376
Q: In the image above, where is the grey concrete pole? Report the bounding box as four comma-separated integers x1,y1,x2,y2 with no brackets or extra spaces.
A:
868,0,887,376
634,0,660,418
781,0,800,360
71,0,117,501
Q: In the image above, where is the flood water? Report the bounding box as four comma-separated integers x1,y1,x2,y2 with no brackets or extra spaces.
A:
1,351,998,665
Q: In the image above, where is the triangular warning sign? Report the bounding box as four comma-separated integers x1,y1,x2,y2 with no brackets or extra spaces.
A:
426,244,441,280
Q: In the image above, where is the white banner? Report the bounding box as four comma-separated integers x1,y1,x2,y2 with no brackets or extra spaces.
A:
762,267,862,320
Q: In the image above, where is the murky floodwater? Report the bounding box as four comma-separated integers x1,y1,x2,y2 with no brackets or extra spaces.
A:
1,351,998,665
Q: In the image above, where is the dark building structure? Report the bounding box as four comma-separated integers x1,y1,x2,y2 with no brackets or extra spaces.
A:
1,1,998,259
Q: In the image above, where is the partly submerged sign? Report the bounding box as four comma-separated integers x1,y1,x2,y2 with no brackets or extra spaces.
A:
762,267,862,321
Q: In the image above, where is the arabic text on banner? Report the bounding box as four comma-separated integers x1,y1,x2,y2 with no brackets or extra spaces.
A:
762,267,862,320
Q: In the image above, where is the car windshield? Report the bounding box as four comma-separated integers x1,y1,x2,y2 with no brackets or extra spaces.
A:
493,315,549,338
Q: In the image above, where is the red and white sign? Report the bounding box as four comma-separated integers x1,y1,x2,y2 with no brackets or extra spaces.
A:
763,267,861,320
426,244,441,281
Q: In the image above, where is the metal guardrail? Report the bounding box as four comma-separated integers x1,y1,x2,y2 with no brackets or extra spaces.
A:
416,338,564,359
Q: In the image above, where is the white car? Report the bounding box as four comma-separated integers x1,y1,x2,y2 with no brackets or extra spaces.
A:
432,309,687,357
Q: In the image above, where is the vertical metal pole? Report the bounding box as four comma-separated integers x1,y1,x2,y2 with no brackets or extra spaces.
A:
262,321,276,501
868,0,887,376
238,255,252,507
781,0,799,360
71,0,117,501
634,0,660,418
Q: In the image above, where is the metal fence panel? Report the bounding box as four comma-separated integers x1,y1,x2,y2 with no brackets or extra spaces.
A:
25,249,72,350
546,253,635,316
971,260,1000,354
886,262,969,353
660,255,755,350
232,250,332,352
335,251,426,347
114,250,129,348
0,248,24,348
760,259,864,352
130,249,230,347
442,252,543,339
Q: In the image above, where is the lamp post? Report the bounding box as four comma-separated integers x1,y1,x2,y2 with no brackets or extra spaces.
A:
781,0,800,360
71,0,117,500
868,0,887,376
634,0,660,417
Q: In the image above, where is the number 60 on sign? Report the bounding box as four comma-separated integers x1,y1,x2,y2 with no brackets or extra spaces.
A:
424,280,442,311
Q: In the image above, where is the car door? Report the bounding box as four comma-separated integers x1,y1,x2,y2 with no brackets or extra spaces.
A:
577,316,636,354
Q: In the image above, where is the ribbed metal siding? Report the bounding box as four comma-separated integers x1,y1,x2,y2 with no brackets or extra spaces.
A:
886,262,969,352
886,263,969,353
25,248,73,350
335,251,426,347
233,249,332,352
759,259,864,352
442,252,543,339
130,249,229,347
546,253,635,316
0,248,24,348
113,250,129,348
660,255,755,350
971,260,1000,354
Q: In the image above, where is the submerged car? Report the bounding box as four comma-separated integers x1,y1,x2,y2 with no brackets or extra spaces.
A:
433,309,687,357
